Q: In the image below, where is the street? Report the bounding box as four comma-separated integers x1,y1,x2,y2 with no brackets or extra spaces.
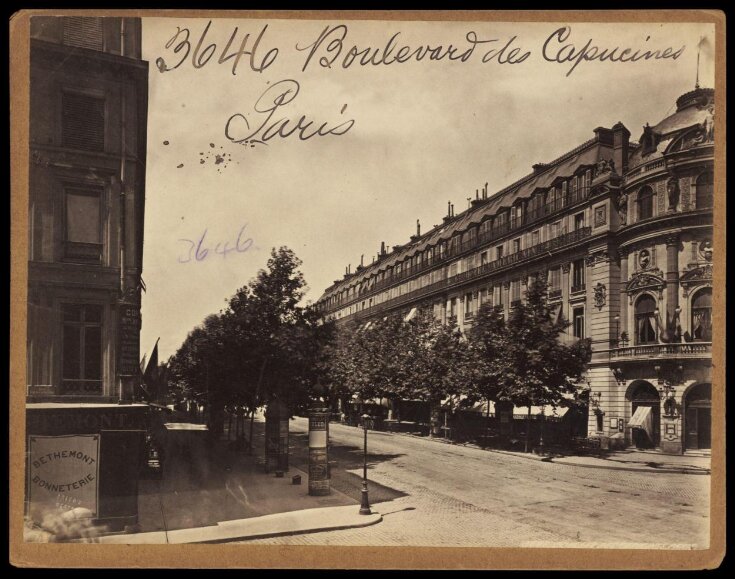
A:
243,417,710,548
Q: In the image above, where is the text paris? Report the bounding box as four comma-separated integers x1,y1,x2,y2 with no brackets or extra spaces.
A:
225,80,355,144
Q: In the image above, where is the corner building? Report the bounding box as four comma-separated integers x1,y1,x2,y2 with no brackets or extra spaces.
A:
316,88,714,455
26,17,150,529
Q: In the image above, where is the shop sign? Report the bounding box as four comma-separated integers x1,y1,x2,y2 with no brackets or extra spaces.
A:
27,434,100,520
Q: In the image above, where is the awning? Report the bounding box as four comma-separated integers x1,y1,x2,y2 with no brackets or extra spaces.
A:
164,423,208,431
627,406,653,440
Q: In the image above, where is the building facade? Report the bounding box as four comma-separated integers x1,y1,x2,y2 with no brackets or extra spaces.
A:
26,16,150,529
316,88,714,455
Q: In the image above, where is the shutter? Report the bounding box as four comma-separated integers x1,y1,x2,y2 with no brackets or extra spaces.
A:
62,93,105,151
63,17,104,50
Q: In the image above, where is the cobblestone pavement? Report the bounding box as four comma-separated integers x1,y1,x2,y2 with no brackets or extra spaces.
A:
242,418,710,548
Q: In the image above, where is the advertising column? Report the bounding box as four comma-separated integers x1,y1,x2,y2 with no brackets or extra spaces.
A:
308,408,330,496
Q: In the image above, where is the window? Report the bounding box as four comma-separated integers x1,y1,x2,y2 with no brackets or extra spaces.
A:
572,259,585,291
450,297,457,320
62,92,105,151
531,230,540,246
497,285,504,307
62,17,104,51
574,212,585,230
638,186,655,220
635,294,658,344
464,292,474,318
62,304,103,394
549,267,561,292
511,280,521,303
450,262,458,277
513,238,521,254
596,411,604,432
64,188,103,262
691,288,712,341
550,221,561,239
496,245,504,260
572,307,585,339
480,251,488,266
695,172,714,209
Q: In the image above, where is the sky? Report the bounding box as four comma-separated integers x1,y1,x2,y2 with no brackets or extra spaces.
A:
139,17,715,360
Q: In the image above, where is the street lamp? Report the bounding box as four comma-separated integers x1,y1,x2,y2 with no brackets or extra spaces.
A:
359,413,372,515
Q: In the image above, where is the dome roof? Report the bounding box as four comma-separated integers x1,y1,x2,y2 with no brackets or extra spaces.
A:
628,87,714,170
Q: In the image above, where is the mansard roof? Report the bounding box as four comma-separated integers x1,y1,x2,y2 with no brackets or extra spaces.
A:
318,128,617,302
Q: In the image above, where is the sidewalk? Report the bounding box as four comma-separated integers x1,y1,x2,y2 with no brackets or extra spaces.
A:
121,419,381,543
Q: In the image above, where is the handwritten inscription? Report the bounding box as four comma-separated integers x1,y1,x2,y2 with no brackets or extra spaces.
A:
155,22,690,142
225,80,355,144
178,224,254,263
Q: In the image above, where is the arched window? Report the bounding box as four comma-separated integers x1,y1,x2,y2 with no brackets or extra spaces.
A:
695,172,714,209
691,288,712,341
635,294,658,344
637,186,655,220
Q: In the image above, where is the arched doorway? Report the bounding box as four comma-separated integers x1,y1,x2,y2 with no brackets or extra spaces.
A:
628,381,660,448
684,383,711,450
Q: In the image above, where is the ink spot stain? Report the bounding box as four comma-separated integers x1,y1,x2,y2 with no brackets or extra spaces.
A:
177,164,184,168
341,104,347,114
209,143,215,148
215,155,225,165
163,140,170,145
200,159,205,164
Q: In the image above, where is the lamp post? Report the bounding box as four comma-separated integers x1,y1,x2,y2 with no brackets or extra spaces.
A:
359,413,372,515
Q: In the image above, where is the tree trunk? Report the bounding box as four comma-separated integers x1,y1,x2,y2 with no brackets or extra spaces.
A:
525,406,532,453
247,408,256,454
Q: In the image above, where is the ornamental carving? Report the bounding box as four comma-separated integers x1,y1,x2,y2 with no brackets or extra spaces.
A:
698,239,713,262
616,191,629,226
638,248,651,270
680,264,713,297
669,120,714,152
561,263,571,274
596,158,616,176
593,283,607,309
585,251,610,267
626,269,666,302
666,178,680,211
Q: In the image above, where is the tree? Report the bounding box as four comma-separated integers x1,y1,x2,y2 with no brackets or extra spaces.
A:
403,310,473,436
494,278,592,452
167,246,328,449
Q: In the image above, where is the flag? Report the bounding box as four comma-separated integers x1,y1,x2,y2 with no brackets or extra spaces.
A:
143,338,160,386
139,353,147,376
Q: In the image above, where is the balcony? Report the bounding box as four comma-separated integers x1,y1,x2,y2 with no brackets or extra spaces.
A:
609,342,712,361
338,227,592,322
548,289,562,300
570,283,586,294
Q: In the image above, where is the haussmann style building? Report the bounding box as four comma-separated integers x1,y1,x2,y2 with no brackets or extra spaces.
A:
26,16,150,530
316,87,714,456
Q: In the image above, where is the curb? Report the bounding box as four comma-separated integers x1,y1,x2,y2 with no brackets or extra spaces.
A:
95,505,383,545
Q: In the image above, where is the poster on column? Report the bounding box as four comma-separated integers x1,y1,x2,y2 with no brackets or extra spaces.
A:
27,435,100,521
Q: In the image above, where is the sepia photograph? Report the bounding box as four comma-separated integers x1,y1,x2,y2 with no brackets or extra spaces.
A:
11,10,724,569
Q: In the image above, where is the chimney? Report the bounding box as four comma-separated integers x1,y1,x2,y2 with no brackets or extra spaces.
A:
476,189,479,200
381,241,386,255
447,201,452,217
416,219,421,237
451,203,455,217
484,182,488,199
612,121,630,174
360,254,364,267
